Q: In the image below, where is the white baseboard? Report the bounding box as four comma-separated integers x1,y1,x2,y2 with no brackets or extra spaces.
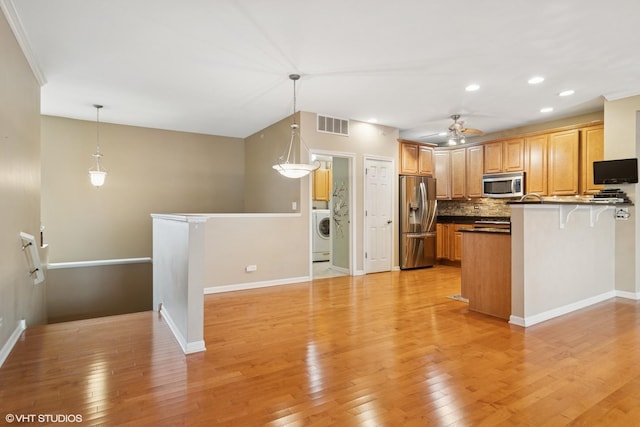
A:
615,290,640,300
159,306,205,354
0,319,26,368
204,276,311,294
509,291,616,327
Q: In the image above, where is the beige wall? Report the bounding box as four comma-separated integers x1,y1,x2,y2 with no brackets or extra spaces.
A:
244,114,300,213
40,116,245,321
473,111,604,144
604,96,640,294
300,112,400,272
0,11,46,351
41,116,245,262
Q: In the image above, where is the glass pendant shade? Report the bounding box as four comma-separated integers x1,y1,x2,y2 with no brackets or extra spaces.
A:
89,104,107,187
89,170,107,187
272,74,319,178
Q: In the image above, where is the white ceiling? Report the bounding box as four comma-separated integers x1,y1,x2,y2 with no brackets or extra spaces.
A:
5,0,640,144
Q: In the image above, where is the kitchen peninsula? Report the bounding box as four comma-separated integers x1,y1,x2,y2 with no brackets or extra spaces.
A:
461,227,511,320
509,200,623,326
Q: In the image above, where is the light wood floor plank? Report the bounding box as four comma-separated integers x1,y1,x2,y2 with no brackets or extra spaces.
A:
1,265,640,425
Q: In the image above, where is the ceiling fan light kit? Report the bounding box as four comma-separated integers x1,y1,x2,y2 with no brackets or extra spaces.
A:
446,114,483,145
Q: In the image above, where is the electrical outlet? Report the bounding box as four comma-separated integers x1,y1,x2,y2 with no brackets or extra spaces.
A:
474,205,480,210
292,201,297,210
616,207,630,221
245,265,257,272
0,317,3,329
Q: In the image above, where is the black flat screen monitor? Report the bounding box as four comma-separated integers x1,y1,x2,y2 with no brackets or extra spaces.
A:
593,158,638,184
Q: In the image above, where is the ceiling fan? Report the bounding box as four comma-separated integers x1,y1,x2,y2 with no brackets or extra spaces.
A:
447,114,484,145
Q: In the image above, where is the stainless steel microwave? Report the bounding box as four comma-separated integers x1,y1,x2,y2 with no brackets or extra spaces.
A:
482,172,525,198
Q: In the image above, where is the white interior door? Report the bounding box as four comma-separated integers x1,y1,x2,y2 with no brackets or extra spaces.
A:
365,158,393,273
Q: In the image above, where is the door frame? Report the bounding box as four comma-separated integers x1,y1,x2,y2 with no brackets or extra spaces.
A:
308,149,356,277
363,155,396,274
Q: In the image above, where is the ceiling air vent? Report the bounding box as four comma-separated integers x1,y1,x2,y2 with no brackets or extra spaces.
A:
317,114,349,137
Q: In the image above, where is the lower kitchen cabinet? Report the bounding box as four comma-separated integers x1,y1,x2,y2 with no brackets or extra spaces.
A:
461,231,511,319
437,222,472,263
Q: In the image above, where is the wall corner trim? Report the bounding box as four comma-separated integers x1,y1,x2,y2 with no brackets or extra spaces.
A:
0,319,27,368
0,0,46,86
159,306,206,354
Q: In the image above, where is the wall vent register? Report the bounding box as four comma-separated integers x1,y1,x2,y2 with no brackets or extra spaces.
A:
317,114,349,136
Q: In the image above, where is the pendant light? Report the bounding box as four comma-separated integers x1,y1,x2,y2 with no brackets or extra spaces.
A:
88,104,107,187
272,74,319,178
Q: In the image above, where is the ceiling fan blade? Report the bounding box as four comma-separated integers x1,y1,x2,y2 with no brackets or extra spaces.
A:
461,127,484,136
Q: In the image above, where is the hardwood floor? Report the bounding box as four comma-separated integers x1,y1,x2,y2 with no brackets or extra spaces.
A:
2,265,640,426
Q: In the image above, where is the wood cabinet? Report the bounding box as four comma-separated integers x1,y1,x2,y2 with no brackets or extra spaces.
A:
399,140,434,176
434,150,451,199
437,222,472,262
580,125,604,195
548,129,580,195
483,139,524,174
452,224,473,261
504,138,525,172
462,231,511,319
451,148,466,199
524,134,548,195
312,168,332,201
466,145,484,198
436,223,449,259
483,142,503,174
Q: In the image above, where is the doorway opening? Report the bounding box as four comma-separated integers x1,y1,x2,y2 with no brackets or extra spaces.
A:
309,150,355,279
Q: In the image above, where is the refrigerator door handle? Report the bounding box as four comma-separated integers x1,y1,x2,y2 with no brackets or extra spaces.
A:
419,181,427,229
427,199,438,231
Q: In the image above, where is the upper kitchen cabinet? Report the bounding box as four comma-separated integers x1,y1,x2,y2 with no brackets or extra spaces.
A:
524,134,548,195
312,168,332,201
483,138,524,174
398,139,435,176
434,150,451,199
548,129,580,195
466,145,484,198
580,125,604,195
451,148,466,199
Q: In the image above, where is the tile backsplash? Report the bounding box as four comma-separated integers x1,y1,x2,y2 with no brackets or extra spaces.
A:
437,198,512,217
438,196,592,217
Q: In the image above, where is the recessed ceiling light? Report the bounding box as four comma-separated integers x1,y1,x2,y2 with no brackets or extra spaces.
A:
528,76,545,85
540,107,554,113
438,132,448,136
368,118,378,123
558,89,575,97
465,83,480,92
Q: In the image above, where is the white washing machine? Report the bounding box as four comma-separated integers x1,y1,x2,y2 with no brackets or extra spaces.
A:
313,209,331,262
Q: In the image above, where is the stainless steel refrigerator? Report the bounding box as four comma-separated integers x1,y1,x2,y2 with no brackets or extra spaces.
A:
399,175,437,269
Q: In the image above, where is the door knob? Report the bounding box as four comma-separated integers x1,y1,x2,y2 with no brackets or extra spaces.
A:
387,220,392,224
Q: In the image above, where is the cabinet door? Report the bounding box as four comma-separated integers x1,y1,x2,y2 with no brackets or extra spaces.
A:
399,143,419,175
434,151,451,199
484,142,503,174
548,130,579,195
312,168,331,201
436,223,446,259
466,145,484,198
418,145,434,176
580,125,604,195
452,224,473,261
503,138,525,171
451,148,466,199
525,134,548,195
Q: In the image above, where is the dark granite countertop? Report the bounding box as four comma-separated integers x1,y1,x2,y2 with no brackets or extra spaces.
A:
459,228,511,234
437,215,510,224
508,200,633,206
